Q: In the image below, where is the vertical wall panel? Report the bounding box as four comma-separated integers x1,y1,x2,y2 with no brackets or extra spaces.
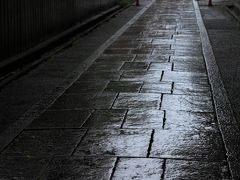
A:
0,0,118,61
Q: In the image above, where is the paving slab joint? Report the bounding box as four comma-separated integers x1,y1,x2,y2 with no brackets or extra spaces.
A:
109,157,119,180
120,109,129,129
160,159,167,180
162,110,167,129
71,129,89,156
147,129,155,157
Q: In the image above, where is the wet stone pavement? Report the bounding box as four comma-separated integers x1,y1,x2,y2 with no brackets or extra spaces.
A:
0,0,232,179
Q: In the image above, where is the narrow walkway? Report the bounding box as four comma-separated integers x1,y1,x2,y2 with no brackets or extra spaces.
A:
0,0,231,179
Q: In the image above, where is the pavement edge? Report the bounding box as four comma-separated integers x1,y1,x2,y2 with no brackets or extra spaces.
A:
193,0,240,179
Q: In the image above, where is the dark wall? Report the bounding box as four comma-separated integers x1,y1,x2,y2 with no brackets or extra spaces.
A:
0,0,118,61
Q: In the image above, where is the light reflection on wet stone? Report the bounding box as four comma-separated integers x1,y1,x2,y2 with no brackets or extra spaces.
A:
140,82,172,93
74,129,152,156
173,82,211,96
164,111,216,131
161,94,214,112
164,160,230,179
112,158,163,179
150,128,226,160
162,71,208,84
113,93,161,109
123,109,164,128
121,70,162,82
148,62,172,71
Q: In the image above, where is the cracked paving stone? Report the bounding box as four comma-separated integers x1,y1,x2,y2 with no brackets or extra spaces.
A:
164,111,216,131
120,62,149,71
162,71,208,84
161,94,214,112
3,129,86,156
121,70,162,82
112,158,163,179
123,109,164,128
140,82,172,93
150,128,225,160
40,157,116,180
148,62,172,71
113,93,161,109
82,109,127,128
0,156,49,179
27,109,92,129
164,160,230,179
104,81,143,93
50,93,117,110
65,81,108,95
134,55,169,62
74,129,152,156
173,82,211,96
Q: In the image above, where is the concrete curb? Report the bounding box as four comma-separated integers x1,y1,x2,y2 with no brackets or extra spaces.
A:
0,0,156,152
193,0,240,179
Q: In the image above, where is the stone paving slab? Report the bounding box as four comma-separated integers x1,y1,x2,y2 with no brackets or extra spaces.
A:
50,93,118,110
121,70,163,82
173,82,211,96
40,156,116,180
65,80,109,95
112,158,164,179
74,129,152,156
148,62,172,71
140,82,172,93
164,111,216,131
162,71,209,84
104,81,143,93
3,129,86,156
0,156,50,179
82,109,127,129
134,54,170,62
150,128,226,160
164,159,230,179
161,94,214,112
113,93,161,109
27,109,92,129
123,109,164,128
